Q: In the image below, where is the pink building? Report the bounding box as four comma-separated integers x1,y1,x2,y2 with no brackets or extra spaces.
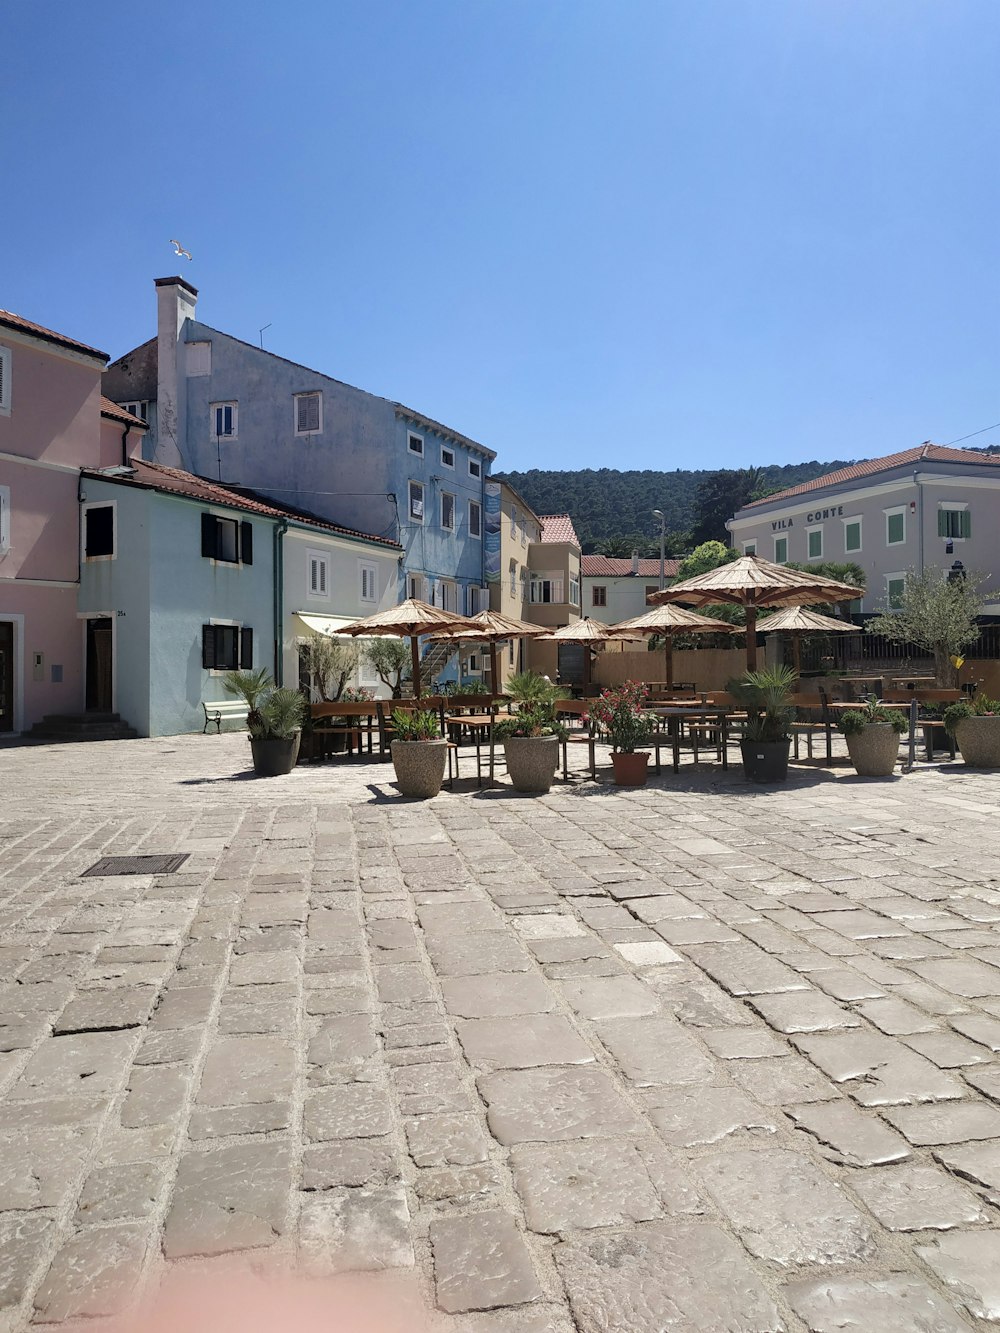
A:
0,311,145,734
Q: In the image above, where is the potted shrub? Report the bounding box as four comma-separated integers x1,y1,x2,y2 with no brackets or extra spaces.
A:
730,664,796,783
223,668,307,777
390,708,448,798
591,682,654,786
943,695,1000,768
495,672,567,793
838,696,907,777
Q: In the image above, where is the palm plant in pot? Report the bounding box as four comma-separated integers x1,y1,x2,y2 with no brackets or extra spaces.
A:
838,695,907,777
943,694,1000,768
223,668,307,776
729,664,796,783
494,672,567,793
390,708,448,798
591,682,654,786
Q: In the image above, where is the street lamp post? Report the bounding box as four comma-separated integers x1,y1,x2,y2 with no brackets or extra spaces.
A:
652,509,666,591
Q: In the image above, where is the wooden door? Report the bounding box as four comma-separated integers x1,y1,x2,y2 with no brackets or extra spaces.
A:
85,617,113,712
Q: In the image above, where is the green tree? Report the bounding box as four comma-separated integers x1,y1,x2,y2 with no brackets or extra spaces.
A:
690,467,766,545
297,635,358,701
675,540,738,580
865,568,988,686
362,639,409,698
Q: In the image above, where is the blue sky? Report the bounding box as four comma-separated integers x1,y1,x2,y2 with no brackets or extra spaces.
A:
5,1,998,472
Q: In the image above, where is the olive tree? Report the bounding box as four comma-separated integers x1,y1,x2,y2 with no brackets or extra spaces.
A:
362,638,409,698
865,568,987,686
297,635,358,701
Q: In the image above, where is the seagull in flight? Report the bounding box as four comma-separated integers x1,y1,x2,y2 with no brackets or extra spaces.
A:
169,239,192,260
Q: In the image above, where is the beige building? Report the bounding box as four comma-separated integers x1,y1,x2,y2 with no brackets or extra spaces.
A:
728,443,1000,614
487,484,582,687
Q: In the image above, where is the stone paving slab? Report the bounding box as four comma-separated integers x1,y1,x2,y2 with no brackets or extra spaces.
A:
3,733,1000,1328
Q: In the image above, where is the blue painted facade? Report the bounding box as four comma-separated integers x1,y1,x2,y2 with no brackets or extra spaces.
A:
104,282,494,619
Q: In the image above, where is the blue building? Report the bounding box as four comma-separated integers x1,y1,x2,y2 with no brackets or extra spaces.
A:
103,277,494,622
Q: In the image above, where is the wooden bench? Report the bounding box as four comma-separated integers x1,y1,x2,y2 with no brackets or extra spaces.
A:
202,700,249,733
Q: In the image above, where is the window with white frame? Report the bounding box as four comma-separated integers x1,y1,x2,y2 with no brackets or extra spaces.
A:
843,517,862,553
122,400,148,422
83,503,115,560
440,581,458,613
468,499,482,539
519,567,527,599
743,540,757,556
467,653,482,675
569,578,580,606
938,505,971,540
201,513,253,565
307,551,329,597
202,622,253,672
886,574,906,609
211,402,237,440
510,507,518,538
441,446,455,469
441,492,456,531
408,432,424,456
295,392,322,435
773,535,788,563
408,481,424,521
509,562,518,596
807,527,823,560
360,562,378,603
530,575,564,604
592,585,607,607
468,458,481,478
0,485,8,553
885,507,906,546
358,652,379,686
408,574,425,601
0,345,10,415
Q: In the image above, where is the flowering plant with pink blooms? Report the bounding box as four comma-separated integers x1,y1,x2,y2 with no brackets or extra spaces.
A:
590,681,654,753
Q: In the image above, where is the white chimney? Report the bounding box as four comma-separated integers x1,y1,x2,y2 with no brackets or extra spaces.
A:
154,276,197,468
631,548,639,575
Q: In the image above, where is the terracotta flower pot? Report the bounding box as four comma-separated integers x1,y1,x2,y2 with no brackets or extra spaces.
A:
845,723,900,777
612,751,650,786
390,739,448,798
955,715,1000,768
503,736,559,792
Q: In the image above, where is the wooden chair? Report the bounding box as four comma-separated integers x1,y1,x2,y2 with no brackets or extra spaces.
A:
789,691,833,764
309,701,378,760
556,699,599,781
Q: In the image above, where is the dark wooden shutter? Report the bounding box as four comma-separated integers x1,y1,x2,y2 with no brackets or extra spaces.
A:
240,522,253,565
201,625,216,669
961,510,972,539
240,627,253,669
201,513,217,558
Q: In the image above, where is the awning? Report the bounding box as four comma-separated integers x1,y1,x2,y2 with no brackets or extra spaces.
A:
294,612,364,637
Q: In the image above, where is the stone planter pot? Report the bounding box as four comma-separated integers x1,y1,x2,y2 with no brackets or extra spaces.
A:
390,739,448,798
612,751,650,787
954,715,1000,768
250,733,301,777
503,736,560,793
740,738,790,783
845,723,900,777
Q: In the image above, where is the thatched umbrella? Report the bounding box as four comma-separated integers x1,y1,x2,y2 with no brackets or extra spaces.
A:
648,555,863,670
430,610,547,693
609,604,739,689
759,605,854,679
535,617,618,695
338,598,473,697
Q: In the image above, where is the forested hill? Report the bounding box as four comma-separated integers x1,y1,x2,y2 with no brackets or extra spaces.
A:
495,462,851,553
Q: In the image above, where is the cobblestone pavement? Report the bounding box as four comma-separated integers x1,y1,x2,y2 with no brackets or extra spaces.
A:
3,733,1000,1330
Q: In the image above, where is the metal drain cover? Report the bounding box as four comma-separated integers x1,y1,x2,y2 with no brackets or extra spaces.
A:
82,853,189,878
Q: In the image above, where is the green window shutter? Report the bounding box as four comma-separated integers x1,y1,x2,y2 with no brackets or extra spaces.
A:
887,513,904,544
240,521,253,565
808,530,822,558
961,510,972,539
937,510,947,538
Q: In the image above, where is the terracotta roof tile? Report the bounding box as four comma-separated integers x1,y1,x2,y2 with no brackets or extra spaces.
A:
581,556,681,578
744,443,1000,509
99,396,147,428
0,310,108,362
80,459,401,548
537,514,581,546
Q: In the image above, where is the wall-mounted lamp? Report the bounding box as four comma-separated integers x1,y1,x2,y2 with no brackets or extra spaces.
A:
909,500,916,513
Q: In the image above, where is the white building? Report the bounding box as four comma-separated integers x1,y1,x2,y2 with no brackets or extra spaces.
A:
581,554,681,625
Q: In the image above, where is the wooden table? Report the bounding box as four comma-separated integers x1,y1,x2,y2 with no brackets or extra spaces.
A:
649,706,735,773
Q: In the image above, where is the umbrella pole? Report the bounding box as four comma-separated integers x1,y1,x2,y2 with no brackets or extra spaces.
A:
746,605,758,671
410,635,422,698
490,642,499,695
664,636,673,690
792,633,801,680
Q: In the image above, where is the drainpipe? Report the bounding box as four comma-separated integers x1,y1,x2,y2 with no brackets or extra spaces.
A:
120,425,130,468
273,519,288,683
913,471,925,576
